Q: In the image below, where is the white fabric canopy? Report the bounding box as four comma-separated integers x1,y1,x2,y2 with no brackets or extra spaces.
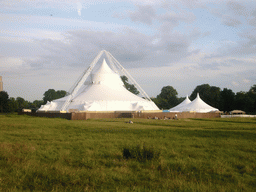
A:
183,93,218,113
38,59,159,112
169,95,191,112
169,93,219,113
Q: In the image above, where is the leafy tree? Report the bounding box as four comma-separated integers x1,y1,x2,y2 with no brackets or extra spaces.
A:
31,100,44,109
219,88,235,112
249,84,256,94
177,96,186,104
0,91,9,113
43,89,67,104
154,86,179,109
190,84,221,108
248,85,256,113
152,97,167,110
16,97,29,111
56,90,67,98
121,76,140,95
8,97,19,112
235,91,253,112
43,89,57,104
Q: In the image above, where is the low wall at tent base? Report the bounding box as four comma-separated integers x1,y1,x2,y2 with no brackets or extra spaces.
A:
19,111,220,120
18,111,73,120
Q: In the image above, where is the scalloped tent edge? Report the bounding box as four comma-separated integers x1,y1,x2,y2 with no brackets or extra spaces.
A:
169,93,219,113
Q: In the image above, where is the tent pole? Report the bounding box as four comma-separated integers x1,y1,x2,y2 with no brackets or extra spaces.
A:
60,50,104,111
105,51,152,102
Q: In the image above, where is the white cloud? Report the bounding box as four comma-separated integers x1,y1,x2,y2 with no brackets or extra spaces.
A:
232,81,239,86
77,1,82,16
243,79,250,84
0,57,24,68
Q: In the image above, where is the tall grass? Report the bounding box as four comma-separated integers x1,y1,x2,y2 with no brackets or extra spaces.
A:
123,143,160,162
0,114,255,191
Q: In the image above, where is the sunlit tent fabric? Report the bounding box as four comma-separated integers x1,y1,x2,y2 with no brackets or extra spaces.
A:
38,59,159,112
181,93,219,113
169,95,191,112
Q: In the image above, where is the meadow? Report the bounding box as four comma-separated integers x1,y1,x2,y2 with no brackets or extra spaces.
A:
0,114,255,191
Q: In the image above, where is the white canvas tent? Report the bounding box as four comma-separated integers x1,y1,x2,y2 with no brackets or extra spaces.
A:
38,51,159,112
182,93,219,113
169,95,191,112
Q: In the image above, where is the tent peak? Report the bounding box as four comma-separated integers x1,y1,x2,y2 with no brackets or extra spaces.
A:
93,58,115,75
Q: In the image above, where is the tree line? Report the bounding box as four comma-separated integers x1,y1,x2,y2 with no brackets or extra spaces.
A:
0,81,255,114
0,89,66,113
151,84,256,114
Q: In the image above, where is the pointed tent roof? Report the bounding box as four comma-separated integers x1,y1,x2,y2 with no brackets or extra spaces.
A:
182,93,219,113
169,95,191,112
71,60,150,102
89,59,124,87
38,54,159,112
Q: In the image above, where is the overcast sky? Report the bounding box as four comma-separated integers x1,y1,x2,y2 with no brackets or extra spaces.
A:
1,0,255,101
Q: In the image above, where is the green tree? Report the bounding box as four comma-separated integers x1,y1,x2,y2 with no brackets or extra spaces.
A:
249,84,256,94
121,76,140,95
0,91,9,113
248,85,256,113
56,90,67,98
31,100,44,109
8,97,19,112
43,89,67,104
190,84,221,108
154,86,179,109
219,88,235,112
235,92,253,112
16,97,29,111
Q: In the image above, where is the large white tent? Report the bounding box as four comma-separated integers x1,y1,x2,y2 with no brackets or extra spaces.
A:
169,93,219,113
169,95,191,112
38,51,159,112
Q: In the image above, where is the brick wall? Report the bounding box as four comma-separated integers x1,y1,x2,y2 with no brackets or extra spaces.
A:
19,111,220,120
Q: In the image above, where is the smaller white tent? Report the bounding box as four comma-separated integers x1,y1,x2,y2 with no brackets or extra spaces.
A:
169,95,191,112
182,93,219,113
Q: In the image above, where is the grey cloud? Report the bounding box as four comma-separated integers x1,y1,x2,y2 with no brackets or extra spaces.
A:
157,10,196,36
129,5,156,25
249,17,256,26
159,10,196,24
226,1,247,16
238,69,256,82
204,27,256,60
27,28,199,70
228,29,256,56
221,15,241,27
208,1,255,27
196,57,251,72
200,62,221,70
128,3,196,27
249,11,256,26
197,59,233,70
0,38,48,58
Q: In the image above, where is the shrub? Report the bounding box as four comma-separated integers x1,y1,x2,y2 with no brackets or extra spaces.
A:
123,144,160,162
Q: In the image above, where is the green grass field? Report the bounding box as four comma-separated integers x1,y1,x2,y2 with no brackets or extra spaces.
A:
0,114,256,191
